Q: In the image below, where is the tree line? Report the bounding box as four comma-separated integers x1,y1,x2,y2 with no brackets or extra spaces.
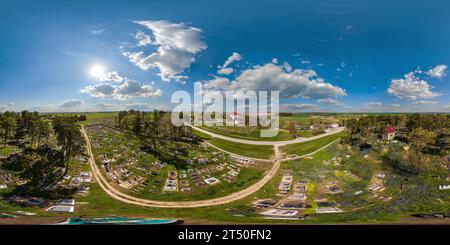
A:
343,114,450,174
0,111,85,195
114,110,196,155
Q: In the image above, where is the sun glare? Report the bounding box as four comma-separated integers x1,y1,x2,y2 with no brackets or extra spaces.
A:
89,64,106,78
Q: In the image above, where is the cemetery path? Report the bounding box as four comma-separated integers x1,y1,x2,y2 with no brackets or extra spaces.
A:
191,126,345,146
81,125,340,208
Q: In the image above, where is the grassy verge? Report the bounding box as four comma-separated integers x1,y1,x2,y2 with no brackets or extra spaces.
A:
208,138,274,159
281,131,346,156
193,128,274,159
201,126,294,141
0,146,19,155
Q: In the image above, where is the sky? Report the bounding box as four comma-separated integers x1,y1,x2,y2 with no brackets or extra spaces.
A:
1,0,450,113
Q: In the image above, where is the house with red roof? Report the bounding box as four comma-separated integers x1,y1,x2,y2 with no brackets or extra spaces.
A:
230,112,240,125
385,125,396,140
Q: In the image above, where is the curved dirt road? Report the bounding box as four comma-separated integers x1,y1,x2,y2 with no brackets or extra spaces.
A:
192,126,345,146
82,125,343,208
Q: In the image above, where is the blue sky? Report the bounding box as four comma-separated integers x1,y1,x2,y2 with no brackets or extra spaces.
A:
1,0,450,112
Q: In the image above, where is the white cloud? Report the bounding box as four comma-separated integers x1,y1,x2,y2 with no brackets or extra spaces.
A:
300,60,311,65
413,100,437,105
123,20,207,82
317,98,342,105
99,71,125,83
387,72,441,100
217,52,242,75
95,103,108,110
94,102,166,111
0,102,15,112
135,31,153,46
60,99,84,109
217,67,234,75
281,103,318,111
91,29,104,35
202,62,346,99
389,103,401,107
282,62,293,72
426,65,447,78
364,101,382,107
82,71,162,100
82,80,162,100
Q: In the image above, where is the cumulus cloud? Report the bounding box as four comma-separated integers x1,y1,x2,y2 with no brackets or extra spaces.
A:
60,99,84,109
389,103,401,107
0,102,15,112
82,80,162,100
426,65,447,78
95,103,108,110
94,102,165,111
387,72,441,100
317,98,342,105
123,20,207,82
281,103,318,111
217,52,242,75
202,62,346,99
82,71,162,100
413,100,437,105
135,31,153,46
99,71,125,83
364,101,382,107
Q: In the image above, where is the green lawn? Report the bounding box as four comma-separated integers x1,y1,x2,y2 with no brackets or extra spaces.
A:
208,138,274,159
281,131,346,156
201,126,294,141
0,146,19,155
297,130,313,137
193,128,275,159
84,112,118,121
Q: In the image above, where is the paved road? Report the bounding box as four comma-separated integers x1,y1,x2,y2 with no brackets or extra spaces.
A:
192,126,345,146
81,125,343,208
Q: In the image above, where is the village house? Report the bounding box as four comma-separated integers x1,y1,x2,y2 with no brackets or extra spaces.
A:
384,125,396,140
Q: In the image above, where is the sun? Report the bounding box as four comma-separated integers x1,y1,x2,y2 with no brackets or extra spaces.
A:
89,64,106,78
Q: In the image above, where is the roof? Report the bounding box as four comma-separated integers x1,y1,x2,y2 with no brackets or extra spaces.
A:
386,125,395,134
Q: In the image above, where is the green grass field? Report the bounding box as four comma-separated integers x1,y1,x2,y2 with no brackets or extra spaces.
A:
192,128,275,159
201,126,294,141
208,138,274,159
84,112,118,120
281,131,346,156
0,146,19,155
